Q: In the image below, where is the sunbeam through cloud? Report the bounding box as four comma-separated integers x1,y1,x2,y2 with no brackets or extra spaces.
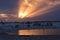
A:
18,0,60,18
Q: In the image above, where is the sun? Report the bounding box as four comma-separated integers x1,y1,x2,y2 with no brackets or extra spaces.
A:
18,12,28,18
18,12,24,18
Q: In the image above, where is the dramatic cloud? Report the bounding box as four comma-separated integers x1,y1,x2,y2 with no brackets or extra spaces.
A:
0,0,60,22
18,0,60,18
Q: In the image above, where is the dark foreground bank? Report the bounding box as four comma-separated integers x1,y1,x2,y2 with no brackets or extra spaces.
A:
0,35,60,40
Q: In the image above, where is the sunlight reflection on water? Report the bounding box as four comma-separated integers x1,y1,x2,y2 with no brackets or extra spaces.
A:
18,29,60,35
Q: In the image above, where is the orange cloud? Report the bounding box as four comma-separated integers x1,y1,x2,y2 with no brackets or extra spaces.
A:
18,0,60,18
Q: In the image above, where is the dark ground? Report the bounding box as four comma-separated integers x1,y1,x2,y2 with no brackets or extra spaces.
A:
0,35,60,40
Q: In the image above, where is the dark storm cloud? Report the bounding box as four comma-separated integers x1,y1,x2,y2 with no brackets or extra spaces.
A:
0,0,19,14
0,0,19,19
0,0,19,9
0,0,19,22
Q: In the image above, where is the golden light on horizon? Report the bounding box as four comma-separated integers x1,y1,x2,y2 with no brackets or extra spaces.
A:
0,14,8,18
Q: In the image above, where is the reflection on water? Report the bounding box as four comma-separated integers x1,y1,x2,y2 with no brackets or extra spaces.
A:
18,29,60,35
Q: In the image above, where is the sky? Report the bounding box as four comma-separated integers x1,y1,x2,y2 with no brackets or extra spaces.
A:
0,0,60,22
